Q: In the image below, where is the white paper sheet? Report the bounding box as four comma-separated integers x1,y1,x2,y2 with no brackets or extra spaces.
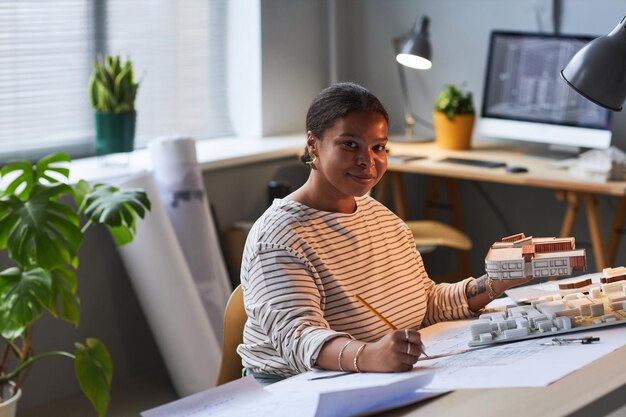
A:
268,369,441,417
141,371,442,417
116,172,221,396
141,377,317,417
149,136,232,342
416,318,626,389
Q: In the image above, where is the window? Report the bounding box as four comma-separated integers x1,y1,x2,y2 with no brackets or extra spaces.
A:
0,0,232,161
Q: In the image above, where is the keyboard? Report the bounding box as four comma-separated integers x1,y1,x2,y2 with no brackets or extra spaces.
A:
439,157,506,168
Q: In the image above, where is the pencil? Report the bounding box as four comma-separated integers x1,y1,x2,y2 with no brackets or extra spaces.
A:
355,294,397,330
355,294,429,357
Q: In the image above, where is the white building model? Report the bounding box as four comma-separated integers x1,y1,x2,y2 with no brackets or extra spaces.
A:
485,233,587,280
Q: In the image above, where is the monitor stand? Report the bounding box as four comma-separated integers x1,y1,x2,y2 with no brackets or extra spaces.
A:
526,144,582,160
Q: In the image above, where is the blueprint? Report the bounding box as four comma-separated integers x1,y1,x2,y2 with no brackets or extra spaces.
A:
417,317,626,389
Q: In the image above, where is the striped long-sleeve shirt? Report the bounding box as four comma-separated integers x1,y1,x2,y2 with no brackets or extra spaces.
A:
237,195,476,377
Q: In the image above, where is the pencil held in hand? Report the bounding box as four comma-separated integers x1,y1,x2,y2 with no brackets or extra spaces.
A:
355,294,429,358
355,294,397,330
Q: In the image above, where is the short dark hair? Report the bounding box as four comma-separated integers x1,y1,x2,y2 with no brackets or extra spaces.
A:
301,82,389,164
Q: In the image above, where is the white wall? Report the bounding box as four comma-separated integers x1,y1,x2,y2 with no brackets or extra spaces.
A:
229,0,331,136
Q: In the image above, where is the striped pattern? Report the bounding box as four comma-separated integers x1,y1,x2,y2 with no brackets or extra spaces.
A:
237,195,476,377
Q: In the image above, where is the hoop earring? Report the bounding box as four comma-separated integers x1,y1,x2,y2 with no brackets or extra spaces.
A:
306,155,318,170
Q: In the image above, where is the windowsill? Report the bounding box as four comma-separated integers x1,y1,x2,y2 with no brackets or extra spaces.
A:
68,134,304,184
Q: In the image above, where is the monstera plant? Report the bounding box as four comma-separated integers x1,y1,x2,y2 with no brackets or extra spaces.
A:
0,152,150,416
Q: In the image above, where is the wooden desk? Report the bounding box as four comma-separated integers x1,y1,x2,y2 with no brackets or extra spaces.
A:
382,343,626,417
378,141,626,272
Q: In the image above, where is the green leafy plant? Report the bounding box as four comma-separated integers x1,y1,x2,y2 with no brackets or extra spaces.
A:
88,55,139,113
0,153,151,416
434,84,475,120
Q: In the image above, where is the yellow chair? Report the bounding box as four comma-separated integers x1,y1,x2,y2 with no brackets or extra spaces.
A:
215,285,246,386
405,220,473,281
405,220,472,252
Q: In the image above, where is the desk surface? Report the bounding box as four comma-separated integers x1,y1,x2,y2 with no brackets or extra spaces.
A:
383,343,626,417
387,141,626,196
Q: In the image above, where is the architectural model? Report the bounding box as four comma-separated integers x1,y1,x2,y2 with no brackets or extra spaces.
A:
468,276,626,347
484,233,586,280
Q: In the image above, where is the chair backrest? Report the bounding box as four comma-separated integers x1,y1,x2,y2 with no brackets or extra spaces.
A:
215,285,246,386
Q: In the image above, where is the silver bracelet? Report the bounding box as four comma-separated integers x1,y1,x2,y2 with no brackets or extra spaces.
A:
354,343,366,373
338,339,354,372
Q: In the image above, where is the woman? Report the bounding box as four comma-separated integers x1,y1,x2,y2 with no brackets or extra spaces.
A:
237,82,530,385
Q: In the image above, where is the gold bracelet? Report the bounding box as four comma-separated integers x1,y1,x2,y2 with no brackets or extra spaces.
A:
486,276,498,300
354,343,366,373
338,339,354,372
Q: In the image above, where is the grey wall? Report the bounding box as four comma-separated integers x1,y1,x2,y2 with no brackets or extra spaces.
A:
261,0,331,135
336,0,626,148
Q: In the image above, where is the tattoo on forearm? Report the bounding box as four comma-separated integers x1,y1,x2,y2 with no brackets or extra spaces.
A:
466,276,487,299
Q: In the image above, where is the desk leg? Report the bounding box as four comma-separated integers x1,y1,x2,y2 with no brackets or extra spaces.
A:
447,179,465,233
606,195,626,267
424,177,440,220
446,179,471,278
558,191,579,237
390,172,408,220
582,193,606,271
372,175,389,204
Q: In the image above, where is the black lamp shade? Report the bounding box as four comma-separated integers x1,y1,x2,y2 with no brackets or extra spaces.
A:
562,17,626,111
396,16,432,70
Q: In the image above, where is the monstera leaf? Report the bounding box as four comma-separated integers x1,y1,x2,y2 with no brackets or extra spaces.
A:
0,267,53,339
80,184,150,246
50,266,80,326
75,338,113,417
0,153,70,200
0,151,150,417
0,184,81,269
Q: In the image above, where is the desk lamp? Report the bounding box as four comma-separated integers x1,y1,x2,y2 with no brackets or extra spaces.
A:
394,15,432,139
561,15,626,111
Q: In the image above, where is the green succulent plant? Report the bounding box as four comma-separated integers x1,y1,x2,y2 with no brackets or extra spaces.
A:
434,84,475,120
0,152,151,416
89,55,139,113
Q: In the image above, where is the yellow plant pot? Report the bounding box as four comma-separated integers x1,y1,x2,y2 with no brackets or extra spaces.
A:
433,112,475,150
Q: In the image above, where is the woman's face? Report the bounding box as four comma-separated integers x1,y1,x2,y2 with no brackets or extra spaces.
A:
309,110,388,199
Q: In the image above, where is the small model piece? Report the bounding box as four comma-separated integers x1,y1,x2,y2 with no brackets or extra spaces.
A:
600,266,626,284
558,278,592,290
485,233,586,280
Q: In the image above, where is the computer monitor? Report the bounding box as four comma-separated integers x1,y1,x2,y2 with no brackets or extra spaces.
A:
476,31,612,158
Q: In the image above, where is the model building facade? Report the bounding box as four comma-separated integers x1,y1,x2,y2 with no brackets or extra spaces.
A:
485,233,586,280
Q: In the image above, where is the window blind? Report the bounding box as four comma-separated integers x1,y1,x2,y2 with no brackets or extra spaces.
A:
0,0,232,160
0,0,92,159
106,0,233,148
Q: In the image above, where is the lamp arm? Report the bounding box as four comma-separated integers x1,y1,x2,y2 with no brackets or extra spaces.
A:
396,62,434,134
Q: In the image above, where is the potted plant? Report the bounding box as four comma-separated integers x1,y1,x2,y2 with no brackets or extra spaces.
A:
0,152,151,417
433,84,475,150
88,55,140,156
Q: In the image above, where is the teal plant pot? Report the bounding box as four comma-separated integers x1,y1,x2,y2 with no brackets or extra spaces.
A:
94,111,136,155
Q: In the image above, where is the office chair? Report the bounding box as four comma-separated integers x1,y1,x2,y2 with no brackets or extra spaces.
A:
406,220,472,253
215,285,246,386
406,219,472,281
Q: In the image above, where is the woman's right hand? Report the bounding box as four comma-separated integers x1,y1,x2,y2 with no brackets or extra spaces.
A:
359,329,425,372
